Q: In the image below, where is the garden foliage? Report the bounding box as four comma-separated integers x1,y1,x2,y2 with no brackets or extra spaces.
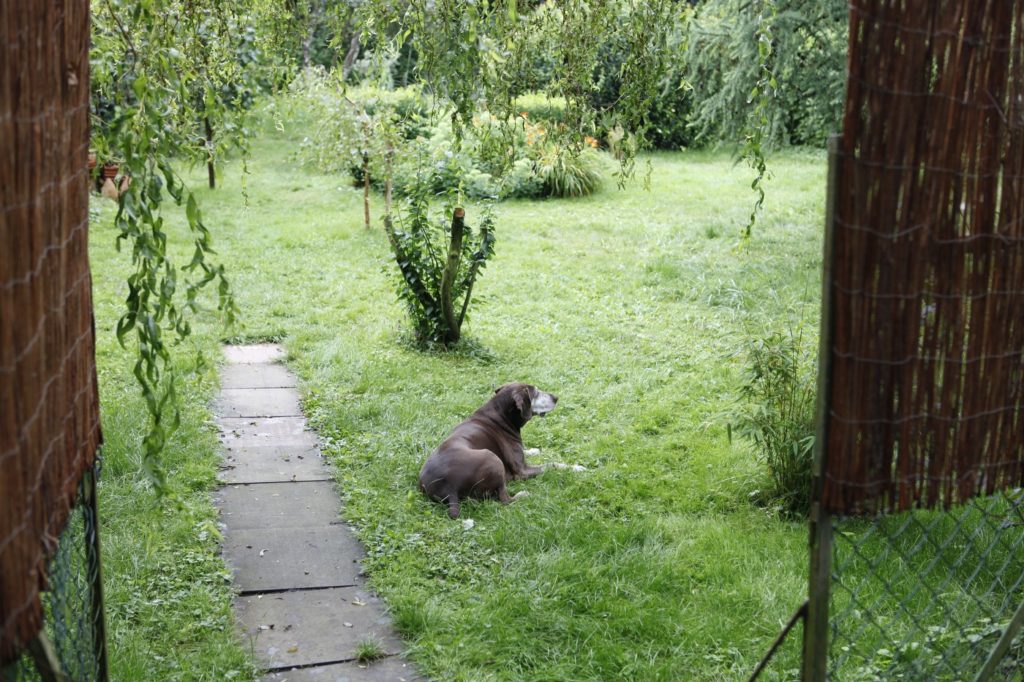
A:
383,175,495,346
685,0,847,148
734,327,818,515
290,71,608,201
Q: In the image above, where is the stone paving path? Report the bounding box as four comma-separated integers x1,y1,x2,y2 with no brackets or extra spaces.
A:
213,344,422,682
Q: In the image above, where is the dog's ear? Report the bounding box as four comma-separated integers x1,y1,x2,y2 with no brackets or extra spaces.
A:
513,385,532,420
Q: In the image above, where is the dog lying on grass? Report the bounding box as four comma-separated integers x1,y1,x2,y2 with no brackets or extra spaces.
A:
419,382,582,519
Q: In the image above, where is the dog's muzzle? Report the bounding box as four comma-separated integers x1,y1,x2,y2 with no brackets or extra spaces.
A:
532,391,558,416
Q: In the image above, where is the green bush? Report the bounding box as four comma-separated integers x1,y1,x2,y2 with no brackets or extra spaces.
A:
288,72,608,203
734,327,817,515
499,158,544,199
383,174,496,346
646,76,695,150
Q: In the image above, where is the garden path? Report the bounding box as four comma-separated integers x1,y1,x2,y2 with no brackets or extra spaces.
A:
213,344,421,681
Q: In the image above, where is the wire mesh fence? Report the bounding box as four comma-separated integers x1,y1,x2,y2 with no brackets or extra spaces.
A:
827,491,1024,680
4,465,107,682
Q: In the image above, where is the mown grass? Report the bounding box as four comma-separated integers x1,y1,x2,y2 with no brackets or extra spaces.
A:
88,108,826,679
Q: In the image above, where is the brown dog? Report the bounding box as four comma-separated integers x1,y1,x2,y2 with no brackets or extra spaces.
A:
418,383,558,519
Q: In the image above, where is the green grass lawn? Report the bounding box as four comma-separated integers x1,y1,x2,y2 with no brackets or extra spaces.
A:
90,118,829,680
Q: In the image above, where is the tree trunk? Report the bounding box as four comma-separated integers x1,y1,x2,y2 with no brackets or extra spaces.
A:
362,152,371,230
301,0,325,67
204,116,216,189
342,33,361,80
384,145,393,216
440,207,466,344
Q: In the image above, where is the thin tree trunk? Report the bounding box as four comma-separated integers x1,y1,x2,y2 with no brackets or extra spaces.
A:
440,207,466,344
384,144,393,216
204,116,216,189
363,152,371,230
342,33,361,80
301,0,325,67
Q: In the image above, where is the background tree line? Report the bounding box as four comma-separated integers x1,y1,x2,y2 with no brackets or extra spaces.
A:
290,0,847,151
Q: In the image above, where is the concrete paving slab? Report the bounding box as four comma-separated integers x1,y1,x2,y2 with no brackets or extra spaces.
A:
219,446,331,484
236,587,404,669
223,527,365,591
262,657,423,681
217,388,304,418
218,417,318,449
224,344,286,364
215,482,341,530
221,363,298,389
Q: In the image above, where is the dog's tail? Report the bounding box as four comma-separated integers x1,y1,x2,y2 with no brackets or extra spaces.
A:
445,496,461,519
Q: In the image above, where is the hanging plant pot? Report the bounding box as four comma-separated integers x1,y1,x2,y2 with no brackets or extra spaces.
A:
101,162,119,180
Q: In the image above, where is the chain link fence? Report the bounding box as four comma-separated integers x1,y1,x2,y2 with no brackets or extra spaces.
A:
4,465,107,682
827,491,1024,680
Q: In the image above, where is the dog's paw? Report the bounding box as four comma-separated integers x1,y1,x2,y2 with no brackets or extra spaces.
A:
546,462,588,472
524,447,541,456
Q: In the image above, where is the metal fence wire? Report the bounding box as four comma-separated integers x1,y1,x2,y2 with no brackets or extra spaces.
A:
5,465,107,682
827,491,1024,680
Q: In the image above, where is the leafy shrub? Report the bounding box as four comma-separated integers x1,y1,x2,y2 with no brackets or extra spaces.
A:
499,158,544,199
734,327,817,515
646,76,695,150
289,72,608,203
383,170,496,346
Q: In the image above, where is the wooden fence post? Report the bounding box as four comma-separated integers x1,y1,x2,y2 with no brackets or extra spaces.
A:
801,134,841,682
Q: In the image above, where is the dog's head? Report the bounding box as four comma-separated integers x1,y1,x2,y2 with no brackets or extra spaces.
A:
493,383,558,424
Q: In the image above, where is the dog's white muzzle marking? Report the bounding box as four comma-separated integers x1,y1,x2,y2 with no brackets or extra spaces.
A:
531,391,557,416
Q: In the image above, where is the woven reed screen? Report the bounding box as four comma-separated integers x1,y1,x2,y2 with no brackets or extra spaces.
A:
823,0,1024,514
0,0,101,664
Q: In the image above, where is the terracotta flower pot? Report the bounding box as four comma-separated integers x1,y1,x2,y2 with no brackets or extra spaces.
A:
101,162,119,179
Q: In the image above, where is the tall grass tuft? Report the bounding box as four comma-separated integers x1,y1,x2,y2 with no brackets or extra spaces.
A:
734,327,817,515
533,144,605,198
